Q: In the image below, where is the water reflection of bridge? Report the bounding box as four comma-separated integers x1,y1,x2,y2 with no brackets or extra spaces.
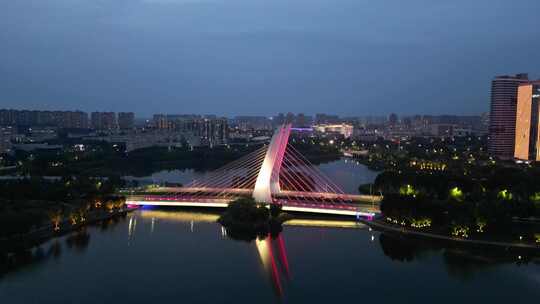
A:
126,124,380,218
135,210,370,297
138,210,369,229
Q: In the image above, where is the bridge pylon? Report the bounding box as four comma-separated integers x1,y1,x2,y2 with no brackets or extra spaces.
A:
252,124,292,203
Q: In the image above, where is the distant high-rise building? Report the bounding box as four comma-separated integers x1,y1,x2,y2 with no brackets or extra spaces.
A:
16,110,37,126
57,111,88,129
293,113,313,127
91,112,117,130
272,113,314,128
388,113,398,126
153,114,169,130
488,73,529,159
514,81,540,161
274,113,285,126
155,114,202,131
153,114,163,129
118,112,135,130
285,112,295,124
196,118,229,146
315,113,340,124
0,109,18,126
296,113,306,127
402,117,412,129
164,115,229,146
233,116,272,131
480,112,490,133
0,126,14,153
0,109,88,129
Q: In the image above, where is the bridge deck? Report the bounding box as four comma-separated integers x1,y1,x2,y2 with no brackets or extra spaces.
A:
139,187,381,203
125,194,378,218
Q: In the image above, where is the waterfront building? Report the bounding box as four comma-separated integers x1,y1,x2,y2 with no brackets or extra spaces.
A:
514,81,540,161
488,73,529,159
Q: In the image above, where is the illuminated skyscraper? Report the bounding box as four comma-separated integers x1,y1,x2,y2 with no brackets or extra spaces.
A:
488,73,529,159
514,81,540,161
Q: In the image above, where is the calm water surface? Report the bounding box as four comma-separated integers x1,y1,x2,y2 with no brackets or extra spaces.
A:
1,210,539,303
2,159,539,303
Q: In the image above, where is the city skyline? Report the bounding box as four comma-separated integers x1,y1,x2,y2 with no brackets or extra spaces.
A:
0,101,506,118
0,107,487,122
2,0,540,116
0,107,489,119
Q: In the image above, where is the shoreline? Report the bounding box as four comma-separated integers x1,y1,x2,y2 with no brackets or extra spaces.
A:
361,217,540,250
4,203,539,253
0,207,138,253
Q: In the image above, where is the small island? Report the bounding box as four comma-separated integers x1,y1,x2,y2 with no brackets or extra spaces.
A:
218,197,289,241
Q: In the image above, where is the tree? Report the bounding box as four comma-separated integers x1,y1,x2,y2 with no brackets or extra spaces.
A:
48,209,63,231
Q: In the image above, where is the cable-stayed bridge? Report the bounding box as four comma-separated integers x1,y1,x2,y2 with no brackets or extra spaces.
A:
126,124,381,218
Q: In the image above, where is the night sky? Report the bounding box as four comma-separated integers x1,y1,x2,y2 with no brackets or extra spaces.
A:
1,0,540,117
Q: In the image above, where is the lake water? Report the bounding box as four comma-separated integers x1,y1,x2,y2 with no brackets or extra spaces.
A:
125,158,379,194
1,158,539,303
1,210,539,303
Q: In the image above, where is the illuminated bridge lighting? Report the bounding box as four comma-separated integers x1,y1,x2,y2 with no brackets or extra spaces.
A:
126,124,381,218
